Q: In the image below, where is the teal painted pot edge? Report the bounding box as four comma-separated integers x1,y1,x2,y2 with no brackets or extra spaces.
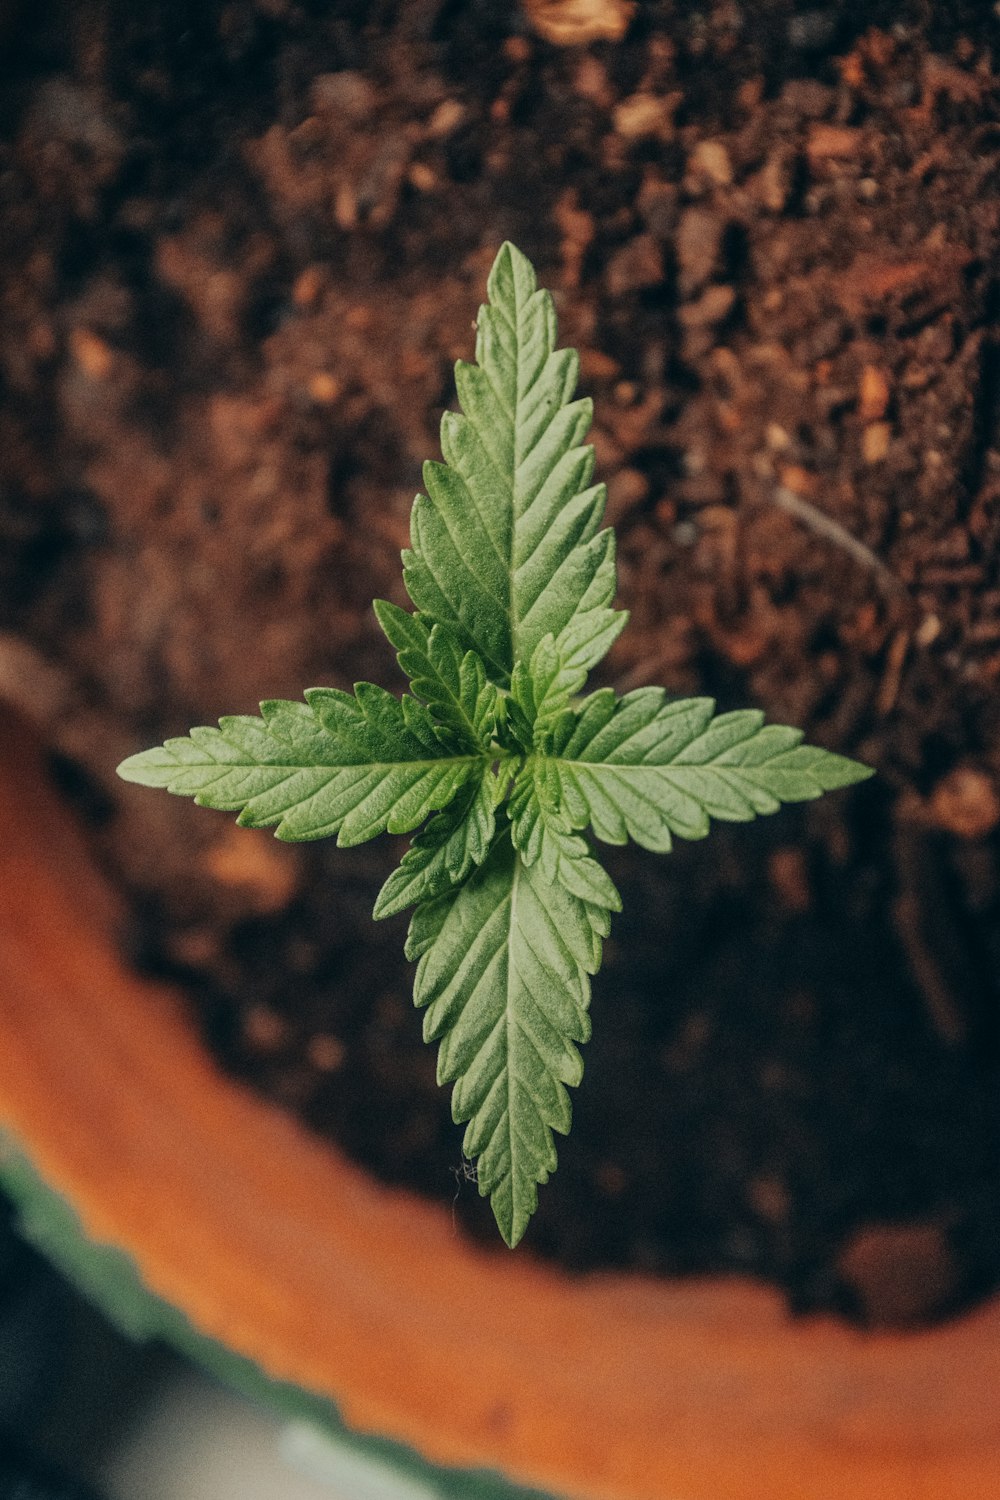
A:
0,1138,556,1500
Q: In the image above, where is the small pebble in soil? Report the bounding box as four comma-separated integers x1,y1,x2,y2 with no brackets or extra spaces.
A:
836,1222,958,1327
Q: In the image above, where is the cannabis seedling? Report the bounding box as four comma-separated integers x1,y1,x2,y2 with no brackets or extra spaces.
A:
118,243,872,1246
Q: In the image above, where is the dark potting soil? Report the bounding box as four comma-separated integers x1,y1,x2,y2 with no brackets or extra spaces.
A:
3,0,1000,1326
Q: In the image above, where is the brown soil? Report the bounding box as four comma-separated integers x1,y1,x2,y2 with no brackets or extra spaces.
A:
3,0,1000,1326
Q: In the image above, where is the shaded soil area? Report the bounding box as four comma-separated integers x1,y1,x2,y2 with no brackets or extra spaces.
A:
3,0,1000,1325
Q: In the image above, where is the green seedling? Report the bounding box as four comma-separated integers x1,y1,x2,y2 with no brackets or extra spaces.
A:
119,243,872,1246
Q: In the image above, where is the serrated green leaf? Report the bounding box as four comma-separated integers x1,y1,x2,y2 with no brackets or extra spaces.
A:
537,689,874,852
372,601,497,752
411,831,610,1247
508,747,622,917
373,770,503,918
401,241,626,687
117,686,487,844
510,634,580,751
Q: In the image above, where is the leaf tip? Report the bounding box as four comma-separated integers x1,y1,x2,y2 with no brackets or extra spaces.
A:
371,889,395,921
826,754,877,790
115,752,138,782
373,597,410,648
487,239,537,307
115,748,166,787
492,1193,530,1249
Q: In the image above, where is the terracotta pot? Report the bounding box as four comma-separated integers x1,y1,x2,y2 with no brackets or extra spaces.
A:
1,712,998,1500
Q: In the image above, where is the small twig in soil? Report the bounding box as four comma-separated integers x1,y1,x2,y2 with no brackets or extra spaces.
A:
614,487,908,694
876,629,911,718
891,826,969,1048
769,484,906,597
893,889,966,1047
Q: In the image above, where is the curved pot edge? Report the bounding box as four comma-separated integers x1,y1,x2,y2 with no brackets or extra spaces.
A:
0,1143,553,1500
